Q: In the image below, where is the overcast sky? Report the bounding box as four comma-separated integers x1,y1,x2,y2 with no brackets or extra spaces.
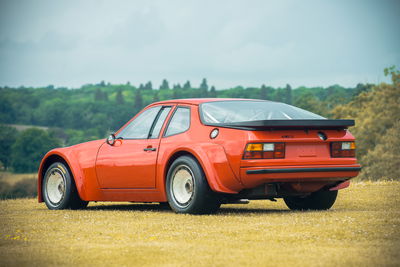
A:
0,0,399,89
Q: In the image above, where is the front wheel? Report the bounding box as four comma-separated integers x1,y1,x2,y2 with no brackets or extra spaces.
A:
166,156,220,214
284,190,338,211
42,162,88,210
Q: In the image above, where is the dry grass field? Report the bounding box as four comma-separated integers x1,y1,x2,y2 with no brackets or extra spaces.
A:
1,181,399,267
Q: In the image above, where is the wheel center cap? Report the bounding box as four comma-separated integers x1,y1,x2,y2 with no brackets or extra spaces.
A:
185,181,193,193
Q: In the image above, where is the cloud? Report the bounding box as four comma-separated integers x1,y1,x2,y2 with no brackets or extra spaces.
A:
0,0,399,88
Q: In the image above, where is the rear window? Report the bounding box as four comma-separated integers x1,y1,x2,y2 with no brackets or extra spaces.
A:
200,100,325,124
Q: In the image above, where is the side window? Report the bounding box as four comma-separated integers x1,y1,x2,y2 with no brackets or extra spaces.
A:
117,106,161,139
149,107,172,139
165,107,190,137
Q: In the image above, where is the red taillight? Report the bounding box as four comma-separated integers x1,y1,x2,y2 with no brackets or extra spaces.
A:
331,142,356,158
243,143,285,159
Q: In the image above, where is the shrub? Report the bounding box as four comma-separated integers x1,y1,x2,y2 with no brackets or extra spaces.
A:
0,179,37,199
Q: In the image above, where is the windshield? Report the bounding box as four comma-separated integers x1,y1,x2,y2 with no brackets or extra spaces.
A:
200,100,325,124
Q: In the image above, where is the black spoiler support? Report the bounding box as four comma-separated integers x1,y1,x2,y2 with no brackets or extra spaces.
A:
206,119,355,130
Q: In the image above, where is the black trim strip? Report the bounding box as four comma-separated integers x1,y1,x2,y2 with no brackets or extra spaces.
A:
148,106,172,139
246,167,362,175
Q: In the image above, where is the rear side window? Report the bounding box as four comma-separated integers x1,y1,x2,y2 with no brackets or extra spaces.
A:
164,107,190,137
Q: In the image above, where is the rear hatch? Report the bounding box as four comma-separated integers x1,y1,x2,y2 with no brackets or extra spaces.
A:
200,100,359,182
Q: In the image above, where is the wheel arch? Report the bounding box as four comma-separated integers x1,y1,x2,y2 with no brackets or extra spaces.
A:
162,146,243,195
165,150,195,177
38,152,81,202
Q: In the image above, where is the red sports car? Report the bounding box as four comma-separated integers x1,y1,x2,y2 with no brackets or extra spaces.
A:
38,98,361,214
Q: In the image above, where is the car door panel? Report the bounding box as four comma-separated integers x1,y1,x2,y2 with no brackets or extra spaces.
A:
94,106,172,189
95,139,159,188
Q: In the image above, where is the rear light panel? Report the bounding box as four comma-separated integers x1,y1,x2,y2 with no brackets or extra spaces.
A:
331,141,356,158
243,143,285,159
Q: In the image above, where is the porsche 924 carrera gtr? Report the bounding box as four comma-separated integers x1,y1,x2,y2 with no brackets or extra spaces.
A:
38,98,361,214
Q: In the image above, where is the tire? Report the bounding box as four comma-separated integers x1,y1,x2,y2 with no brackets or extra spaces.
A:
284,190,338,211
166,156,221,214
42,162,88,210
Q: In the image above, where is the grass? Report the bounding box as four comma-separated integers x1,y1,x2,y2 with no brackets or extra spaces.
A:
0,181,399,267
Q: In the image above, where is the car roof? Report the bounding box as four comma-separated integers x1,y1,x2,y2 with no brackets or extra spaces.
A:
148,98,267,106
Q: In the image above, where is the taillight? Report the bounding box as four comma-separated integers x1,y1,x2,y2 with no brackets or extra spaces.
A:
331,141,356,157
243,143,285,159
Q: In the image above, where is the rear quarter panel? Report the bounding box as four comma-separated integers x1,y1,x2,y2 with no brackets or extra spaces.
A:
157,105,244,195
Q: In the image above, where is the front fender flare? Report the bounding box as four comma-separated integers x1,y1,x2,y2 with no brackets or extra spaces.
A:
38,150,87,202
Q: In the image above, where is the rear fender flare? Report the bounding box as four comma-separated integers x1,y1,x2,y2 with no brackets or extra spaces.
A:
163,144,244,195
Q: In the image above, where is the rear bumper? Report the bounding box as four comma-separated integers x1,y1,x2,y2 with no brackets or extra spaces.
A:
240,164,361,188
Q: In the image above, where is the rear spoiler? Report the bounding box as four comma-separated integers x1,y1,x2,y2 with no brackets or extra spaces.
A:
206,119,355,130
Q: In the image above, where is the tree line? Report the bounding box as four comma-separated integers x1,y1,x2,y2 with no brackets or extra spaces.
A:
0,70,397,180
0,78,367,144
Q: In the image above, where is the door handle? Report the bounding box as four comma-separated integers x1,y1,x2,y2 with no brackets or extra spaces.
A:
144,147,156,152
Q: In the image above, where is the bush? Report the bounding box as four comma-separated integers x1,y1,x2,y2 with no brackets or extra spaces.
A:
332,67,400,180
0,179,37,199
0,181,12,199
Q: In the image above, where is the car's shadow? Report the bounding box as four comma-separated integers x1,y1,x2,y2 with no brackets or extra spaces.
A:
86,203,292,215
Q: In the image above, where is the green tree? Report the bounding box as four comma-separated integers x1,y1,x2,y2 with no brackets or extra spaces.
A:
200,78,208,91
274,88,286,102
34,98,67,127
116,89,125,104
160,79,169,90
173,84,182,90
94,88,108,101
260,84,269,100
103,90,109,101
0,125,17,170
65,129,87,146
285,84,292,104
134,89,143,112
145,81,153,90
0,93,15,123
332,67,400,180
183,81,191,90
200,78,208,97
173,87,179,99
11,128,61,173
294,92,328,117
153,91,160,102
209,86,217,97
354,83,373,96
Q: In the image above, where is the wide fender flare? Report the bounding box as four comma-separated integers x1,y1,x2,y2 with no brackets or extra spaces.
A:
38,149,87,202
165,143,244,194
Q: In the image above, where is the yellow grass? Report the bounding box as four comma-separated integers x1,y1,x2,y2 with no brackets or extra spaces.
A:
1,181,399,267
0,172,36,186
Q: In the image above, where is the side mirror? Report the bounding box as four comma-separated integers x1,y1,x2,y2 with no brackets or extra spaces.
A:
106,133,116,146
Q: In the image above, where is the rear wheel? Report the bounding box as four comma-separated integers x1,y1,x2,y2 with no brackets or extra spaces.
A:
166,156,220,214
42,162,88,210
284,190,338,211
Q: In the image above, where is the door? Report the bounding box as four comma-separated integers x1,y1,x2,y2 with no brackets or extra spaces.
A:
95,106,172,189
